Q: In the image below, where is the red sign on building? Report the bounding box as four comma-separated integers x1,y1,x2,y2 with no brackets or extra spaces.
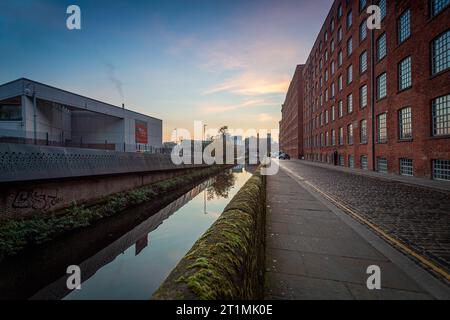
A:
135,120,148,144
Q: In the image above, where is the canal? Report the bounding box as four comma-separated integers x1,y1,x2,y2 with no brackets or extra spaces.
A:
0,166,253,300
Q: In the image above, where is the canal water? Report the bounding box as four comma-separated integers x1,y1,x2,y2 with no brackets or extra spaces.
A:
19,166,253,300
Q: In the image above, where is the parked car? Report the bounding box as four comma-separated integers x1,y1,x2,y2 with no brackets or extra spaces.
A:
279,152,291,160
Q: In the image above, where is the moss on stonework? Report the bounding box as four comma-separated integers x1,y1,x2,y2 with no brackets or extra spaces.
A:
152,170,266,300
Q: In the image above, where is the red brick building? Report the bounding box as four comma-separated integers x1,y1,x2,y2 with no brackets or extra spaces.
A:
292,0,450,180
279,65,305,159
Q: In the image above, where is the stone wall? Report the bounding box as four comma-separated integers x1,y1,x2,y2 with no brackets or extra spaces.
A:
152,169,266,300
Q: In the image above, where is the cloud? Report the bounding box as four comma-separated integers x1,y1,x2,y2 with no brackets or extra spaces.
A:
199,99,276,114
203,73,290,96
257,113,277,122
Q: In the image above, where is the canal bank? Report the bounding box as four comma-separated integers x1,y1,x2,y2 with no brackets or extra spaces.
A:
153,168,266,300
0,165,230,263
0,165,255,299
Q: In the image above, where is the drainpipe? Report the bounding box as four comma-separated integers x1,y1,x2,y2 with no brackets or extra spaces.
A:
33,91,37,144
370,1,376,171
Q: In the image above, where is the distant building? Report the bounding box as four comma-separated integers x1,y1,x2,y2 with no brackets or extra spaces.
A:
281,0,450,180
279,65,304,159
0,78,162,152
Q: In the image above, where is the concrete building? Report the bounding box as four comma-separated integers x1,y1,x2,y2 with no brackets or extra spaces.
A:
281,0,450,180
0,78,162,152
279,65,305,159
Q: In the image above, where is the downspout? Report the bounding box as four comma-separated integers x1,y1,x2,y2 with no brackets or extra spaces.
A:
370,1,376,171
33,89,37,144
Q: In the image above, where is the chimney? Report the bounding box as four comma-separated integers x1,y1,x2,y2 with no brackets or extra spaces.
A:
122,103,125,109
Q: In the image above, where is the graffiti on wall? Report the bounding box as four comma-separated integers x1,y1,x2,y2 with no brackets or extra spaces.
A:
11,189,63,211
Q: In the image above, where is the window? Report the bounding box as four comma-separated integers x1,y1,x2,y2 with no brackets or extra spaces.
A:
377,73,387,99
347,37,353,56
326,131,329,146
338,3,343,18
0,97,22,121
331,83,335,97
377,33,387,61
359,0,367,12
432,94,450,136
399,57,412,90
339,155,345,166
349,155,355,168
361,155,368,170
331,129,336,145
377,157,388,173
400,158,414,176
331,18,335,32
325,110,329,124
347,65,353,84
360,51,368,73
331,105,336,121
325,50,329,62
431,0,450,17
331,61,336,75
377,113,387,142
325,69,329,81
398,9,411,44
348,93,353,113
348,123,354,145
347,10,353,29
339,127,344,145
360,119,368,143
338,75,343,91
339,100,344,118
360,21,367,42
338,50,343,66
325,32,328,42
399,107,413,139
433,160,450,181
360,85,368,108
338,27,343,42
379,0,387,19
431,30,450,75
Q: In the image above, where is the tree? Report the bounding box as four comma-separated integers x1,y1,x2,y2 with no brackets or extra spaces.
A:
218,126,228,136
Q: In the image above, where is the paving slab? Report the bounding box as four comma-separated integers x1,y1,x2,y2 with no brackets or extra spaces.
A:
265,165,439,300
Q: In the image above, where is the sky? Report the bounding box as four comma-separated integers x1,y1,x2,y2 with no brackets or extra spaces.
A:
0,0,333,142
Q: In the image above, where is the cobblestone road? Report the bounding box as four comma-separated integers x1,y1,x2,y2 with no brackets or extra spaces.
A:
280,161,450,277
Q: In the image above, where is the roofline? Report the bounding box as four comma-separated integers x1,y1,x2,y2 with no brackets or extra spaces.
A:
303,0,336,67
0,78,162,122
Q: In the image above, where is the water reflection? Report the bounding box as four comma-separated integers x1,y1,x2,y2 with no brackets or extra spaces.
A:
206,170,237,201
3,166,254,300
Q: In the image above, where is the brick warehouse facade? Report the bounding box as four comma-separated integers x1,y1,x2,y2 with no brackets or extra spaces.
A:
282,0,450,180
280,65,305,158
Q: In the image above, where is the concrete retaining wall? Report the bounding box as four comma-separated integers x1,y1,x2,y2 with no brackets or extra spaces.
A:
0,143,200,183
0,167,203,219
152,169,266,300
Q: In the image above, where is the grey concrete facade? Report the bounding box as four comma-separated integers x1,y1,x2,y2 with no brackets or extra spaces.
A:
0,78,162,151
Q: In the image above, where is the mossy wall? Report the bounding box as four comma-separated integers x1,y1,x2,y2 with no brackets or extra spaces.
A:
152,169,266,300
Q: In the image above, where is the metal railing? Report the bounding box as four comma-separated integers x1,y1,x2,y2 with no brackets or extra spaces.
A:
0,128,170,154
